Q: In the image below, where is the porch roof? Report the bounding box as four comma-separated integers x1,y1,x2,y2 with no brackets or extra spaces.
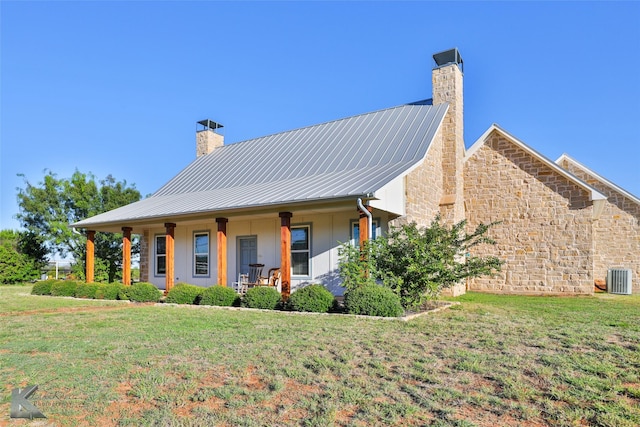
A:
73,101,448,230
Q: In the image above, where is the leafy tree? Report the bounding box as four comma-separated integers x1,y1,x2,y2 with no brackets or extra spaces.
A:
338,216,503,309
375,217,502,308
337,241,377,291
0,230,40,284
16,170,141,282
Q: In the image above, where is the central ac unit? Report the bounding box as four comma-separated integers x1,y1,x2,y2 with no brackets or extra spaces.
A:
607,269,632,295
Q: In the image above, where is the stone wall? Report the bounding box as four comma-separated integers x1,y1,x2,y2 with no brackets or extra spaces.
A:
432,64,465,224
557,158,640,294
391,126,444,228
464,131,594,294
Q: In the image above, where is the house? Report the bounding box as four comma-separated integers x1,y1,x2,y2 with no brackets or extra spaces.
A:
72,48,640,296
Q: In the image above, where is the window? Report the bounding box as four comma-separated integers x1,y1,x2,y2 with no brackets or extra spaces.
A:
351,219,379,246
193,232,210,276
291,225,310,276
155,235,166,276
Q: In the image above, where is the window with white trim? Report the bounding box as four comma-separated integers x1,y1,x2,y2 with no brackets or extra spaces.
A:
155,235,166,276
291,225,310,276
193,231,210,276
351,219,379,246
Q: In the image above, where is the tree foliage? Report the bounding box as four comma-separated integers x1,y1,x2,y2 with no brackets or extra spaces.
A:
337,241,377,291
0,230,40,284
375,217,502,308
16,170,141,282
338,216,503,309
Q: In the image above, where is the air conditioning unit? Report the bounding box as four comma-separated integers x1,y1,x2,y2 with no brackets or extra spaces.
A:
607,269,632,295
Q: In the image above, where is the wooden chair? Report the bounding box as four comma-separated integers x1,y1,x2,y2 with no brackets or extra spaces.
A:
267,268,282,293
247,267,282,294
236,263,265,294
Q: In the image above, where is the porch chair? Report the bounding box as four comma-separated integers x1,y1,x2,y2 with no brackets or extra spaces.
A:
235,263,265,295
265,268,282,293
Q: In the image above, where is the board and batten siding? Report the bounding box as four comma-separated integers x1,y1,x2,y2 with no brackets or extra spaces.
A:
144,210,388,295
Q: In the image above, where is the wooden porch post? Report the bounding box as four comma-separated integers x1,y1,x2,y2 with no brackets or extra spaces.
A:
216,218,228,286
359,205,373,278
86,230,95,283
122,227,132,285
358,206,372,247
164,223,176,294
279,212,293,299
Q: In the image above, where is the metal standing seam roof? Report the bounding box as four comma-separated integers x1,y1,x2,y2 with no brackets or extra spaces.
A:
73,102,448,228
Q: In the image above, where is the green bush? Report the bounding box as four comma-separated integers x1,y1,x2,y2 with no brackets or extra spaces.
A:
0,243,40,284
165,283,205,305
373,218,503,308
243,286,282,310
75,282,100,299
95,282,126,300
50,280,78,297
344,285,404,317
199,285,240,307
31,279,57,295
123,282,162,303
287,284,335,313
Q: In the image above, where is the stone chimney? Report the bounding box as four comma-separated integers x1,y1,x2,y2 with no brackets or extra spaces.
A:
432,48,465,223
196,119,224,157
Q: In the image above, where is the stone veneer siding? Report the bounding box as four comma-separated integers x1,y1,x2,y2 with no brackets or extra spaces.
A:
557,159,640,294
432,64,465,224
464,131,594,294
390,126,444,228
196,129,224,157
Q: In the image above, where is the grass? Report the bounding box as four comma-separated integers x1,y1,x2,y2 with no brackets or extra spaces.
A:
0,286,638,426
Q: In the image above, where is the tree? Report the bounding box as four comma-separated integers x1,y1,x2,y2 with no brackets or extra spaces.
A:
375,217,503,308
16,170,141,282
0,230,40,284
338,216,503,309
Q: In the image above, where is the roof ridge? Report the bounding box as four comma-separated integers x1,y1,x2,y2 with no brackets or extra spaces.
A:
221,99,442,149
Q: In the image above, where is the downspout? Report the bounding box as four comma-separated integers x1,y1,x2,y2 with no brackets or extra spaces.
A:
357,198,372,242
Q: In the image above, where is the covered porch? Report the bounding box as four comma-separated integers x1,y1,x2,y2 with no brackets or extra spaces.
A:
81,200,378,298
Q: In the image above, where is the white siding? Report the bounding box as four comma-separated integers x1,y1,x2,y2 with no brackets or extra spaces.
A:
143,210,387,295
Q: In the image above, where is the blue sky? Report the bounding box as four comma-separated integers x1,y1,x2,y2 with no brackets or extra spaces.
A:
2,1,639,231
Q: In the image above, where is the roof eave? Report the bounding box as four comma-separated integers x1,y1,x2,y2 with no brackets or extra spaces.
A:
70,193,378,233
556,153,640,205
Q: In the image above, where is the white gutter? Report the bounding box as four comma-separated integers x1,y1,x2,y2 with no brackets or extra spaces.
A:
357,198,372,242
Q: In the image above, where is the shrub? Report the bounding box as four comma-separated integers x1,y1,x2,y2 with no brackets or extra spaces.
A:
50,280,78,297
199,285,240,307
95,282,126,300
123,282,162,303
337,241,377,291
287,284,335,313
165,283,205,305
339,216,503,309
31,279,57,295
344,285,404,317
0,244,40,284
376,217,503,308
243,286,282,310
75,282,100,299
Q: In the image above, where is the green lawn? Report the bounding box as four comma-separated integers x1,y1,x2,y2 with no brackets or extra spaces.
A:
0,286,638,426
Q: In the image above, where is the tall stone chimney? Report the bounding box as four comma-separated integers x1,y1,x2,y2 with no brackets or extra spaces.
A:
432,48,465,223
196,119,224,157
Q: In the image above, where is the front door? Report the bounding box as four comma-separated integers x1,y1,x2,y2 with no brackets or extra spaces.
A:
237,236,257,277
